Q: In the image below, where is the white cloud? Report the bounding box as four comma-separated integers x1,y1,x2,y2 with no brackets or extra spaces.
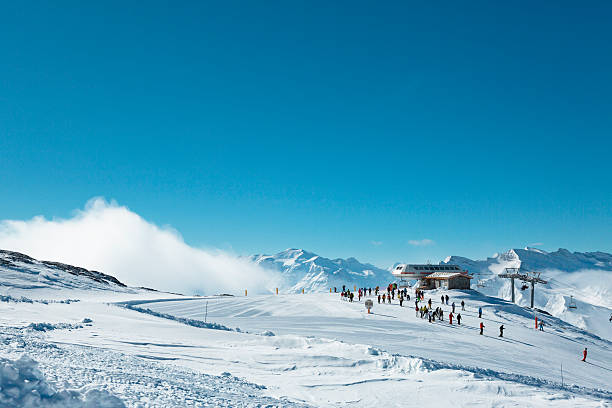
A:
370,240,383,246
408,239,435,247
528,242,544,247
0,198,279,295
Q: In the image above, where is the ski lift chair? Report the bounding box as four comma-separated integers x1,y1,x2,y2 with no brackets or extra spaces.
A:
568,296,577,309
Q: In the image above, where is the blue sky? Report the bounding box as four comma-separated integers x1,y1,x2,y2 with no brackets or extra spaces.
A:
1,1,611,267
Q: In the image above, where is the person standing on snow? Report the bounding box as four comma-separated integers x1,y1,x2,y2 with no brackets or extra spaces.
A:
499,325,504,337
479,322,485,335
582,348,587,362
461,300,465,311
478,307,483,318
539,320,544,331
457,313,462,325
452,302,456,313
388,294,391,304
428,298,432,308
440,295,444,305
445,295,449,305
378,294,381,304
399,296,404,307
449,312,453,324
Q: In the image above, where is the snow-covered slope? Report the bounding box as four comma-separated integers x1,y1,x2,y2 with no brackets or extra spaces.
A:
251,249,390,293
1,248,611,406
0,249,136,299
443,248,612,340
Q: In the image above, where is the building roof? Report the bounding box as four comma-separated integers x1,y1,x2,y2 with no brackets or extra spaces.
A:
423,272,472,280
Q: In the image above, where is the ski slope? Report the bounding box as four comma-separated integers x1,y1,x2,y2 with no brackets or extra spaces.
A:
2,289,608,406
1,248,611,406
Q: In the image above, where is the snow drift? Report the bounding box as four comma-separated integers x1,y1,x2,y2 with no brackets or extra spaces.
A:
0,355,124,407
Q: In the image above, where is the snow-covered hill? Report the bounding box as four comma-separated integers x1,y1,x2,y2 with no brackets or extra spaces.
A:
0,249,136,299
443,247,612,340
250,249,390,293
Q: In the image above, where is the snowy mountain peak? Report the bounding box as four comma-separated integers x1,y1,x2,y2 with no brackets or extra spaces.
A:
251,249,391,293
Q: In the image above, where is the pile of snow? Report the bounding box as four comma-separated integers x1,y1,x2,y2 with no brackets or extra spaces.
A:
26,322,84,332
0,355,124,407
251,249,391,293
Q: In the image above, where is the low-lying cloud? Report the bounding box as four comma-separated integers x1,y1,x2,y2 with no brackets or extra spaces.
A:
0,198,279,295
408,238,435,247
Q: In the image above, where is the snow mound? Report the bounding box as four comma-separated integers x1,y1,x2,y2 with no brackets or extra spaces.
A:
0,355,125,407
27,322,84,332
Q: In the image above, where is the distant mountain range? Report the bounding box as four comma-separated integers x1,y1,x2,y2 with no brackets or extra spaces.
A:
250,248,388,293
445,247,612,277
252,247,612,294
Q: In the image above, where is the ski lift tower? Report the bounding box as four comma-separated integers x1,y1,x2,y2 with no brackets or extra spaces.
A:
498,268,548,308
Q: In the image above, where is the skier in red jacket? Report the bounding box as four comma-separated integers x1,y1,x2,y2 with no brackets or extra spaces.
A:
449,312,453,325
582,348,587,362
479,322,485,335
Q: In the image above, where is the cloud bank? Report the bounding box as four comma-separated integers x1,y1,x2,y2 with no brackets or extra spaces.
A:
0,198,279,295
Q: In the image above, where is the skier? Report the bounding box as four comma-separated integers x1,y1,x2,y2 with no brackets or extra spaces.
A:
428,310,432,323
457,313,462,325
478,307,482,318
449,312,453,325
539,320,544,331
369,288,372,296
379,294,382,304
499,325,504,337
388,294,391,304
428,298,432,308
358,289,362,301
479,322,485,335
452,302,455,314
342,285,346,292
415,304,419,317
350,292,354,302
441,295,445,305
461,300,465,311
399,296,403,307
582,348,587,362
445,295,449,305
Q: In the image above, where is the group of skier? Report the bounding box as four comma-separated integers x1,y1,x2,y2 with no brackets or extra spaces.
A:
337,283,593,362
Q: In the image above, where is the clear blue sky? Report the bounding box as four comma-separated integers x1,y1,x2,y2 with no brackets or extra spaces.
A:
1,1,611,267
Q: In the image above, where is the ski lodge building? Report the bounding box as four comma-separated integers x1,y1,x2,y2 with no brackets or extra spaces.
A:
392,264,472,290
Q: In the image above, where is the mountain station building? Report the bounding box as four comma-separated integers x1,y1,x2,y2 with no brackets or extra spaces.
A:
392,264,472,290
